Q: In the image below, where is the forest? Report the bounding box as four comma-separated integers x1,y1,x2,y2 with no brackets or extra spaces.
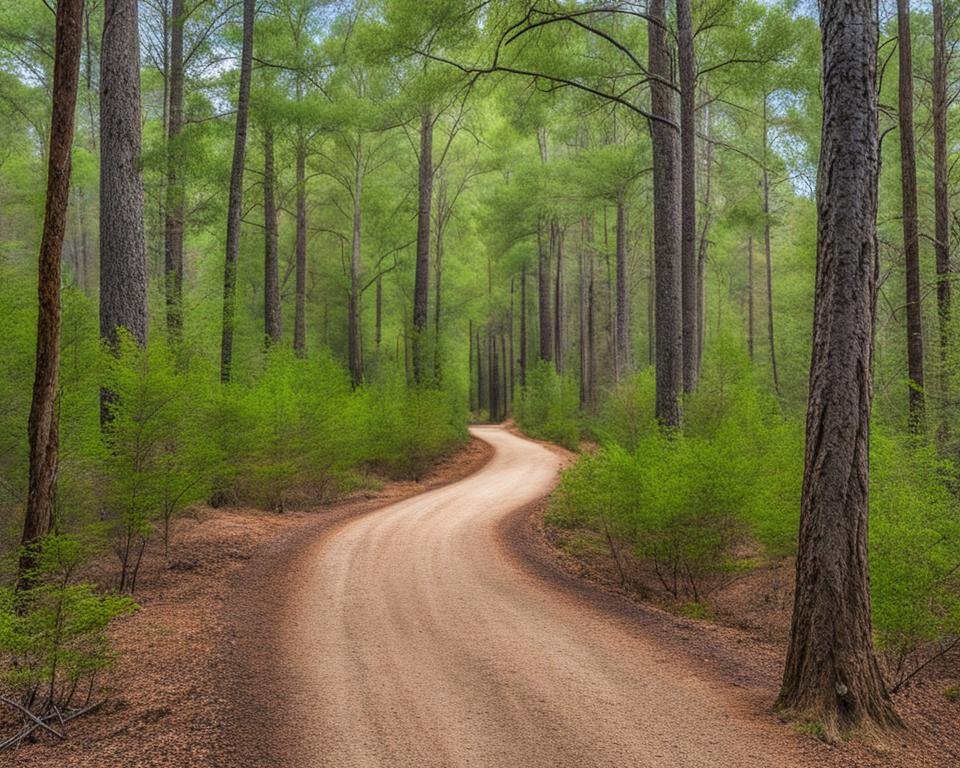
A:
1,0,959,764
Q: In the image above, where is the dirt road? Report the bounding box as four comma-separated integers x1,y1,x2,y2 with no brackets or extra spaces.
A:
277,425,812,768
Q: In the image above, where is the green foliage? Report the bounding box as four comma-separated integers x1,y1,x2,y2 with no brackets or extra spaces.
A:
551,344,803,599
515,361,581,450
0,536,136,711
870,434,960,658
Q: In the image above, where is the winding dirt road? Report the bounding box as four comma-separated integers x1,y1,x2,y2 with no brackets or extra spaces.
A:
277,426,812,768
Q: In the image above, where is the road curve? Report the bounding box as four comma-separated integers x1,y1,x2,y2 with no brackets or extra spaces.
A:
279,425,810,768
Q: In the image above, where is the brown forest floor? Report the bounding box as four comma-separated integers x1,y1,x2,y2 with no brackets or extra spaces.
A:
2,437,494,768
530,508,960,768
4,429,957,767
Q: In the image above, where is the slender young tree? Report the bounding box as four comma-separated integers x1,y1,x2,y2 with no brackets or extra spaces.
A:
412,107,434,384
554,226,565,373
100,0,147,354
898,0,925,431
747,236,755,360
778,0,902,737
18,0,85,591
220,0,255,382
648,0,682,428
519,264,528,386
164,0,185,341
761,95,780,398
933,0,952,435
677,0,698,392
614,191,631,378
293,97,308,356
263,123,281,346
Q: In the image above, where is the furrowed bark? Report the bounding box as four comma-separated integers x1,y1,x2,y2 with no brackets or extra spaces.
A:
778,0,902,738
219,0,255,382
18,0,85,592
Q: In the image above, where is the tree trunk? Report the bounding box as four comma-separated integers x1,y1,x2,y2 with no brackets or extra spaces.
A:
898,0,925,431
747,236,755,360
18,0,84,592
263,123,281,346
348,140,363,387
677,0,698,392
375,274,383,347
537,222,553,363
433,179,445,382
761,96,780,398
219,0,254,382
579,218,590,409
777,0,902,738
648,0,682,428
520,264,528,386
100,0,147,353
488,331,499,422
554,223,565,373
697,97,714,365
163,0,185,342
468,319,475,411
615,192,632,379
933,0,951,438
412,107,433,384
476,327,484,413
293,87,307,357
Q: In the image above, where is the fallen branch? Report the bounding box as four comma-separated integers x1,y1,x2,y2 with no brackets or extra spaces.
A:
0,698,103,752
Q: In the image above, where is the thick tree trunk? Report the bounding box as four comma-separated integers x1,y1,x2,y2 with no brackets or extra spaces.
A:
219,0,254,382
263,124,281,346
163,0,185,341
898,0,925,431
933,0,951,438
293,120,307,357
18,0,84,591
747,236,755,360
648,0,682,428
519,264,527,386
348,142,363,387
615,193,632,379
778,0,902,738
412,108,433,384
100,0,147,352
677,0,698,392
554,223,565,373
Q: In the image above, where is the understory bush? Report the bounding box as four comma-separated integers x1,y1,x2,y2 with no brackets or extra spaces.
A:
515,361,581,449
0,536,136,719
550,339,960,660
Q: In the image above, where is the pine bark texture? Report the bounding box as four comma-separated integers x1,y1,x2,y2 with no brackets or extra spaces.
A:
100,0,147,350
412,108,433,384
163,0,185,341
677,0,698,392
263,124,281,345
348,142,364,387
293,123,307,356
933,0,952,423
648,0,682,428
778,0,902,738
19,0,85,589
219,0,254,382
897,0,925,430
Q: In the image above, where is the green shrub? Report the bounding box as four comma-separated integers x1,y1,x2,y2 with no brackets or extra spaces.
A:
515,361,581,450
870,432,960,662
0,536,136,714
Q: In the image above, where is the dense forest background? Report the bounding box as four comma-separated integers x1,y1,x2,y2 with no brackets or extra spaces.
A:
1,0,959,747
